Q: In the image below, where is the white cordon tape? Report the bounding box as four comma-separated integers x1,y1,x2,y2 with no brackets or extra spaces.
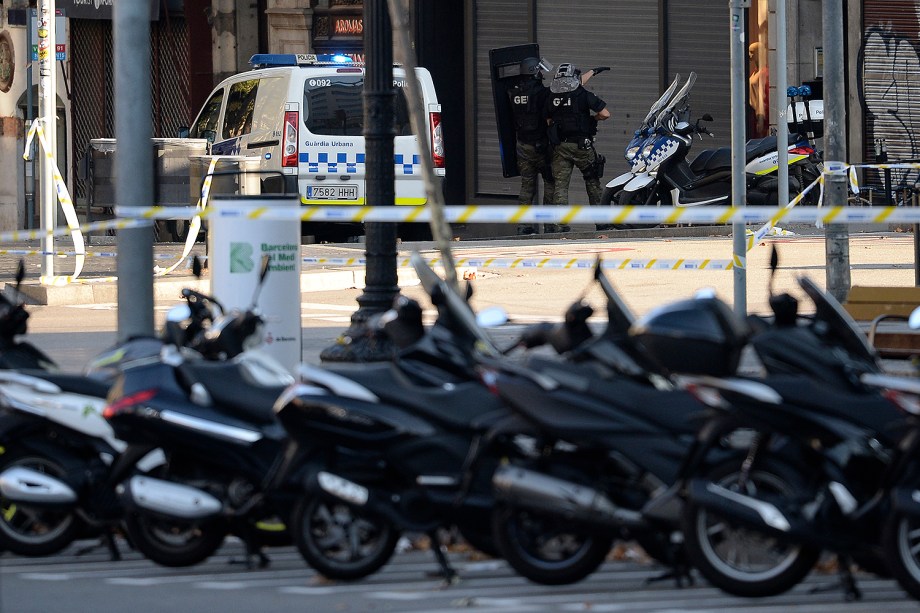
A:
155,156,220,276
0,218,151,244
23,119,86,285
0,249,189,260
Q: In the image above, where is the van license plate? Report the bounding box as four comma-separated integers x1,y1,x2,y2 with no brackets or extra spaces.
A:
308,185,359,200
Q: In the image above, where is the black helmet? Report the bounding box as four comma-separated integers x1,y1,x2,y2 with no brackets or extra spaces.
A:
521,57,553,79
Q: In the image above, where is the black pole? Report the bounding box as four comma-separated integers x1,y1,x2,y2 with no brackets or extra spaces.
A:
320,0,399,362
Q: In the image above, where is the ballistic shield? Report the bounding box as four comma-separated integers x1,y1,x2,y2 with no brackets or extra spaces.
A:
489,44,541,178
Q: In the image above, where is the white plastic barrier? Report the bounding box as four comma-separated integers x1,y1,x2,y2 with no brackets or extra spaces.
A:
208,195,302,374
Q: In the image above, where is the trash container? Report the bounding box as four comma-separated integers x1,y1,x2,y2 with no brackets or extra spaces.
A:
187,155,262,244
85,138,209,242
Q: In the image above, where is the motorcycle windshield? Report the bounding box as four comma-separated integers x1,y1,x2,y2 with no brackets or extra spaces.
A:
409,251,501,357
593,257,635,334
655,71,696,129
797,276,878,367
643,73,683,126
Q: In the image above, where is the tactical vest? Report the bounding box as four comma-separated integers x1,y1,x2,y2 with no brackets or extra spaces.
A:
548,88,596,139
508,80,546,143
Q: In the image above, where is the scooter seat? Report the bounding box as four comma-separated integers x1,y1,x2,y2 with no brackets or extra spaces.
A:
764,375,904,446
13,369,111,398
689,134,806,175
177,361,284,424
325,363,505,431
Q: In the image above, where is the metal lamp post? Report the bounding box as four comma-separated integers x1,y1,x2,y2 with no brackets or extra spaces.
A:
320,0,399,362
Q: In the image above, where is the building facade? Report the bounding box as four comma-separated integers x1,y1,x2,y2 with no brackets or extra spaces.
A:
0,1,913,231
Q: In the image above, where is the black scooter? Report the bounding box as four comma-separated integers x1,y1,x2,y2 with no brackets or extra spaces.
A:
273,252,530,581
102,256,300,568
654,255,914,599
0,261,213,558
478,260,737,586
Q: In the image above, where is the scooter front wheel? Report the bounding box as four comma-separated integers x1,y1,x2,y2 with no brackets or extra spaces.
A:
0,448,83,556
882,510,920,600
292,495,400,580
681,457,821,597
492,503,613,585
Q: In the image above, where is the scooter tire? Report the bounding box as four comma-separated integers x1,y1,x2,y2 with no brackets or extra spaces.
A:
123,512,228,567
681,457,821,597
0,448,83,557
491,503,613,585
882,510,920,600
291,495,400,581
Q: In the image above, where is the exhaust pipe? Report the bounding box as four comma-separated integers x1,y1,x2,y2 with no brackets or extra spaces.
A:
492,465,643,528
687,479,792,532
0,467,77,505
117,475,222,520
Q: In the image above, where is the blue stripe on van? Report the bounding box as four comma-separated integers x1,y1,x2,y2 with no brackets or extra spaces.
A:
299,152,420,174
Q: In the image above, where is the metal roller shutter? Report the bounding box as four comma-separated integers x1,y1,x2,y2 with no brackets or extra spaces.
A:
535,1,659,205
473,0,532,197
666,0,731,149
861,1,920,193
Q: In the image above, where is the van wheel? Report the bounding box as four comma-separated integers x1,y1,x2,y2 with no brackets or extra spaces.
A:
397,223,432,242
154,221,170,243
169,219,191,243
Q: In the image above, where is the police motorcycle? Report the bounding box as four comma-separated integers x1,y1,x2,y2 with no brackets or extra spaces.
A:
617,72,821,208
272,253,550,581
101,255,305,568
656,251,919,599
599,72,684,208
0,261,216,558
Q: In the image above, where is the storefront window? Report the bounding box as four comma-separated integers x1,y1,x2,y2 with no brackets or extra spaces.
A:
748,0,770,138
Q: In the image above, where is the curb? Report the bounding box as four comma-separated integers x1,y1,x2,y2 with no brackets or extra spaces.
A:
16,268,420,306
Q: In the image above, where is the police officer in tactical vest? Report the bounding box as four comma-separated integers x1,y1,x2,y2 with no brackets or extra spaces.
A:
507,57,554,233
546,63,610,224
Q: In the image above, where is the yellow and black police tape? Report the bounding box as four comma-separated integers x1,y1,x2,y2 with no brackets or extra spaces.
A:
9,160,917,281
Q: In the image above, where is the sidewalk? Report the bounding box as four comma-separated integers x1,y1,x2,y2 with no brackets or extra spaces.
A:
2,223,916,310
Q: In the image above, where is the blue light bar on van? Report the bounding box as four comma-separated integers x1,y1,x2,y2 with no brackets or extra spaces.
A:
249,53,355,68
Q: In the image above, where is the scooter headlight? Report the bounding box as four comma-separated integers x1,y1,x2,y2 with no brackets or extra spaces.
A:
625,146,640,161
641,142,655,159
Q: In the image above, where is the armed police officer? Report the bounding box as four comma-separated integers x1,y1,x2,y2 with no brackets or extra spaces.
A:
545,63,610,220
507,57,554,233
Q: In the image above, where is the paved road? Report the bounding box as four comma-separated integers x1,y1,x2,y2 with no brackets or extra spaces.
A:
0,539,914,613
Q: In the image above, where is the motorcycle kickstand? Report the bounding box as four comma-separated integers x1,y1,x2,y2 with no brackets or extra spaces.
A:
74,531,122,562
808,555,862,601
228,526,270,570
644,546,694,588
425,531,460,587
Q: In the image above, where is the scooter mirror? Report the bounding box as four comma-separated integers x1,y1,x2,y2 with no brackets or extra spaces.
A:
15,260,25,289
769,245,779,296
166,303,192,323
259,254,271,282
909,306,920,330
476,306,508,329
701,113,713,122
694,288,717,299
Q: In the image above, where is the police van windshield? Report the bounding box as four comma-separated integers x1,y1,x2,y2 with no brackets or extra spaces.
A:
303,75,412,136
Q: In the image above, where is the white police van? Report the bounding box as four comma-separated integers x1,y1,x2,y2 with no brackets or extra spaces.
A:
185,53,444,239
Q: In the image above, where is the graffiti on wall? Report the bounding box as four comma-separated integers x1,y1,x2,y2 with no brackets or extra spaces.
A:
858,5,920,193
